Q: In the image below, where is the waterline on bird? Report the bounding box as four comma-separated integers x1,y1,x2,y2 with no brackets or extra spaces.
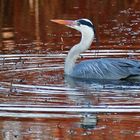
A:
64,75,140,90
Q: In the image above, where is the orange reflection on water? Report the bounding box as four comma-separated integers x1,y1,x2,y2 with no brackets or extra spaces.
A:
0,0,140,54
0,114,139,140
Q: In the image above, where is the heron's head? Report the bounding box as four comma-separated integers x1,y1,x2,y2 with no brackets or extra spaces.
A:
51,18,94,34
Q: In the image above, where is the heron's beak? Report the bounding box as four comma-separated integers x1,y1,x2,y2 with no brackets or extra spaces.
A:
51,19,76,26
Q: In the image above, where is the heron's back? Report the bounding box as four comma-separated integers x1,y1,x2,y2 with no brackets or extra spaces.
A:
71,58,140,79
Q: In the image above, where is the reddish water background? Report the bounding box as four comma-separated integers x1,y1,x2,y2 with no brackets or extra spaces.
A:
0,0,140,139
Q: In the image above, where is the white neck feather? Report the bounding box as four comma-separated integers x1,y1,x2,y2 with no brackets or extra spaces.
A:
64,27,94,75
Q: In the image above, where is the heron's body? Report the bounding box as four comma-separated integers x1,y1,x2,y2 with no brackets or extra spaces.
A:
51,19,140,80
72,58,140,79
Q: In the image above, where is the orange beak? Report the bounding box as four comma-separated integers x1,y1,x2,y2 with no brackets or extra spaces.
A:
51,19,76,26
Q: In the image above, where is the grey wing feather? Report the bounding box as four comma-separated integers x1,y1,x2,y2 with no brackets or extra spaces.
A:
71,58,140,79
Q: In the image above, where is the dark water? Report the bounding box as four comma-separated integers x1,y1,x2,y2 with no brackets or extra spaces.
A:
0,0,140,139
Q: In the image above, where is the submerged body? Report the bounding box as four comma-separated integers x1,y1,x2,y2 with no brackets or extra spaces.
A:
51,19,140,80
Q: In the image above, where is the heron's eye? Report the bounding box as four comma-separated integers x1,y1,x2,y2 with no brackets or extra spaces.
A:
77,22,81,26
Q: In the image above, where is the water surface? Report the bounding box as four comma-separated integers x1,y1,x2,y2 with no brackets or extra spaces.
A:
0,0,140,139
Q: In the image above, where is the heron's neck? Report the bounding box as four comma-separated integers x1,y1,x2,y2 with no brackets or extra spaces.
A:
64,29,94,75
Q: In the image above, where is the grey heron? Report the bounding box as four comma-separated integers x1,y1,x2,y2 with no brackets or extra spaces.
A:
51,19,140,80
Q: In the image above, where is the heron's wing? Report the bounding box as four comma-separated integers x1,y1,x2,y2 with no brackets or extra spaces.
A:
72,58,140,79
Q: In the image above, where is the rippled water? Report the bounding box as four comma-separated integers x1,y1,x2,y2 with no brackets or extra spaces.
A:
0,0,140,139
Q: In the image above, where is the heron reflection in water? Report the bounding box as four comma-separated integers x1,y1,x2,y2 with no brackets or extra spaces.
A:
51,19,140,80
